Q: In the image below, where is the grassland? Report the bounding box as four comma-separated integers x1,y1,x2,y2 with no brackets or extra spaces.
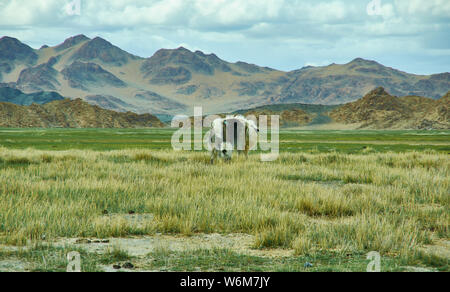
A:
0,128,449,152
0,129,448,272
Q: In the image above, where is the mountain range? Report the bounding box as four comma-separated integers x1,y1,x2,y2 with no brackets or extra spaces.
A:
0,86,448,129
1,35,449,116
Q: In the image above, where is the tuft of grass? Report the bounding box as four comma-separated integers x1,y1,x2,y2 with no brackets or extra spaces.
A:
343,173,373,184
99,246,133,265
402,250,449,271
133,152,169,164
106,154,133,163
5,157,32,165
254,225,299,249
40,154,53,163
362,146,376,154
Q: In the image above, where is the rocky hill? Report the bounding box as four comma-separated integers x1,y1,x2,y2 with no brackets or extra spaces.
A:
330,88,450,129
0,35,448,115
0,98,164,128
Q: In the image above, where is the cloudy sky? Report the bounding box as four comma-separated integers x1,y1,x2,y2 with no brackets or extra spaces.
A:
0,0,449,74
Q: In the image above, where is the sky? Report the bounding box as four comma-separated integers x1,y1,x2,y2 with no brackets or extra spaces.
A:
0,0,449,75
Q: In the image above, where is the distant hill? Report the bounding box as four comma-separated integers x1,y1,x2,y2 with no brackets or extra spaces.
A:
0,98,164,128
231,89,449,130
0,35,448,115
232,103,339,127
274,59,450,105
0,86,64,105
330,88,450,129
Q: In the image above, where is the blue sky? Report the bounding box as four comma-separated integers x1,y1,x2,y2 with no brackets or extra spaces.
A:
1,0,449,75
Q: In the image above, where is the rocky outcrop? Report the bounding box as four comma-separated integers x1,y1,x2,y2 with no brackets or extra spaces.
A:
133,91,187,113
16,57,61,91
149,66,192,85
61,61,126,89
330,88,450,129
84,95,137,112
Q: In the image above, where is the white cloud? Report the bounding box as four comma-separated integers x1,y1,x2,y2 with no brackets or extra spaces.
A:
0,0,448,74
395,0,450,18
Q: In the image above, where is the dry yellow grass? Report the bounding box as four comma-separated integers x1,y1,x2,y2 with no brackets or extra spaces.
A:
0,148,448,263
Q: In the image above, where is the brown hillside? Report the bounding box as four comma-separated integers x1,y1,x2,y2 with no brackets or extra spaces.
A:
432,90,449,126
188,107,312,128
0,98,164,128
240,108,313,127
330,88,450,129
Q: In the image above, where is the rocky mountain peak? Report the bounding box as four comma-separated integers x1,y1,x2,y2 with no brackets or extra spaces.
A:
144,47,220,76
70,36,138,65
0,36,21,45
175,46,190,52
0,36,37,63
55,34,90,51
90,36,113,47
349,58,380,66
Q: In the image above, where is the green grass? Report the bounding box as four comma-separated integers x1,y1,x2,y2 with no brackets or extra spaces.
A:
0,128,448,153
141,248,410,272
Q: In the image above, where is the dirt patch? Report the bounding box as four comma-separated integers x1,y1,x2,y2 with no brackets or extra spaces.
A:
54,233,293,258
422,239,450,259
101,213,155,229
52,233,294,272
417,204,445,212
402,266,437,272
0,259,26,272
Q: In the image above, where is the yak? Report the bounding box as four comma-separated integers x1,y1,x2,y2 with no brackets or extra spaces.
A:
208,115,259,163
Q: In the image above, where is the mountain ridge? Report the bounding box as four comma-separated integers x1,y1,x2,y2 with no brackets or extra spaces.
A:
0,35,448,116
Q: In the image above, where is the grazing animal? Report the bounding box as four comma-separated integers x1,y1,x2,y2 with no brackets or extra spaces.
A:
208,115,259,163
